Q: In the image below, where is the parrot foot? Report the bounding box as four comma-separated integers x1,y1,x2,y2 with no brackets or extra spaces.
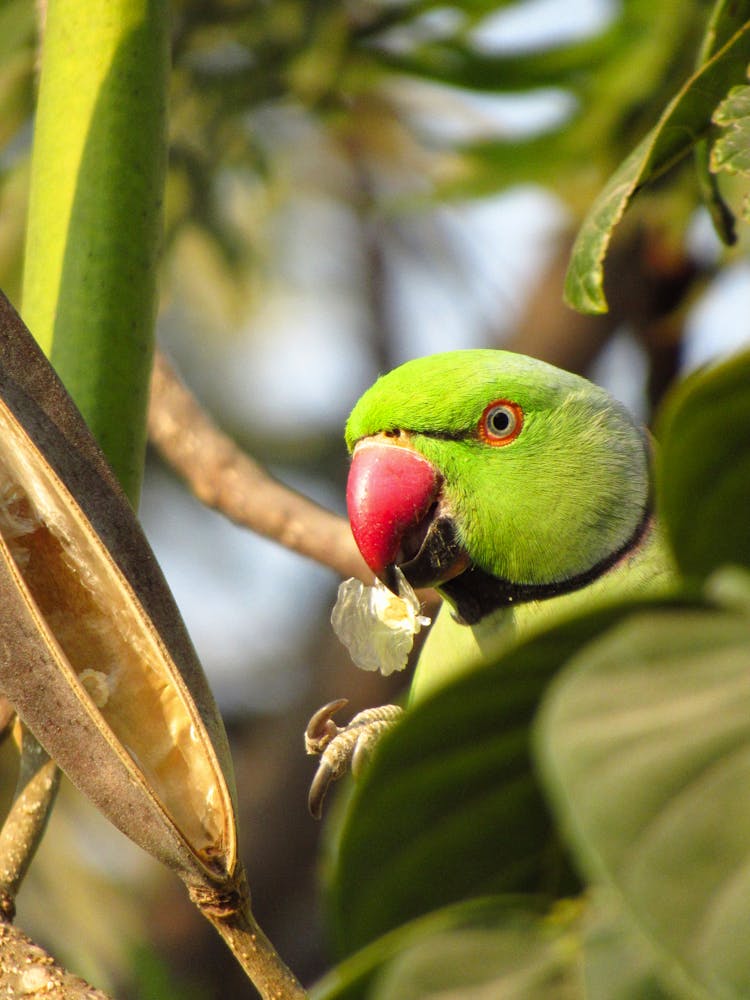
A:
305,699,403,819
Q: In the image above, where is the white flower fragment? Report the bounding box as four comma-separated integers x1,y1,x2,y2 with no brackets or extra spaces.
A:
331,568,431,676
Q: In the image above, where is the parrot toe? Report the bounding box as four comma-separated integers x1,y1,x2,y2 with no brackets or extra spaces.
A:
305,700,403,818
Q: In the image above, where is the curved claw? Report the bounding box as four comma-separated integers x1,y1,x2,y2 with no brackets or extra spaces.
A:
305,701,404,818
308,760,335,821
305,698,349,755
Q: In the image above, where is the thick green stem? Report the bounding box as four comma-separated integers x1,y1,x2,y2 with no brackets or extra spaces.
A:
22,0,169,505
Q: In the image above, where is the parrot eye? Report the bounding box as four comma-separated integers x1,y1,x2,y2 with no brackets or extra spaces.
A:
479,400,523,446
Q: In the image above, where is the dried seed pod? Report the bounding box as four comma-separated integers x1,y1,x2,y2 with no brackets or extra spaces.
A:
0,291,235,886
0,294,305,998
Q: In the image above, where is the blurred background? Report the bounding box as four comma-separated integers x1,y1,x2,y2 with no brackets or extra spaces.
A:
0,0,749,995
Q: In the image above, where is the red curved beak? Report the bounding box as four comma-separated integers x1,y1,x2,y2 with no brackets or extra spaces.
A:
346,438,440,580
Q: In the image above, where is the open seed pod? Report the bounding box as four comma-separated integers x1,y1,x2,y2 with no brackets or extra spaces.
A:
0,293,304,998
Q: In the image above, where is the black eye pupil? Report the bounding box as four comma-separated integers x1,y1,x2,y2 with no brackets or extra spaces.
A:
489,408,511,434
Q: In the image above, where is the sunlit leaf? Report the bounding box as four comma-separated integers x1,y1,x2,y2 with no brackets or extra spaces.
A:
711,83,750,176
692,0,750,244
564,18,750,314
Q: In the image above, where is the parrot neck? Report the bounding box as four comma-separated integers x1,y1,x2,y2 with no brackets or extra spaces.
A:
439,501,654,626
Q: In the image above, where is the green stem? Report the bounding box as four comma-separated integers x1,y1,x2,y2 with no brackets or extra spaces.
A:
22,0,169,505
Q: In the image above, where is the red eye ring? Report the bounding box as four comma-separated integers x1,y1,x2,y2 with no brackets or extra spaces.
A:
478,399,523,446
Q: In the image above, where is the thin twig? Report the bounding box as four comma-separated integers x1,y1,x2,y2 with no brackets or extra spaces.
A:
148,351,372,583
210,913,307,1000
0,726,61,922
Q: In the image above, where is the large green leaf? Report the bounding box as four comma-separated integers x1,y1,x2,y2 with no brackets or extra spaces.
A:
657,349,750,580
537,608,750,999
327,597,693,958
564,15,750,314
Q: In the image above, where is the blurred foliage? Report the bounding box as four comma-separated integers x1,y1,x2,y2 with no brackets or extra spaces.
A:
0,0,740,324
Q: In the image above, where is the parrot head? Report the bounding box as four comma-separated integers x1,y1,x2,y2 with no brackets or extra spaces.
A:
345,350,652,625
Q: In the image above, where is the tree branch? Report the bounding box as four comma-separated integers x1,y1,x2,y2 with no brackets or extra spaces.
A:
0,920,112,999
0,727,105,998
147,351,372,583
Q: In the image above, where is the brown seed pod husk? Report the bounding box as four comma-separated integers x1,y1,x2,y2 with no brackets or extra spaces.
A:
0,290,237,890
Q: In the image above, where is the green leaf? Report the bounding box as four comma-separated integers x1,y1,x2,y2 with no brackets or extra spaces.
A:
327,597,693,958
313,896,584,1000
711,83,750,176
691,0,750,245
564,18,750,314
537,608,750,1000
699,0,750,61
657,349,750,579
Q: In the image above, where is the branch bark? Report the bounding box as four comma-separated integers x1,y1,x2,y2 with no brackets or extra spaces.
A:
147,351,372,583
0,920,112,999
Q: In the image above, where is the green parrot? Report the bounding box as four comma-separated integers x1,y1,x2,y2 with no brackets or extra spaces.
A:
343,348,674,700
306,349,674,813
